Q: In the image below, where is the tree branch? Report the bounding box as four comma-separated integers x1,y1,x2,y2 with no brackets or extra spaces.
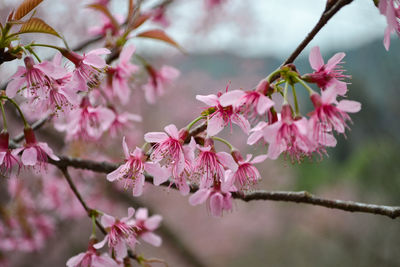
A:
58,166,138,261
283,0,354,65
47,156,400,219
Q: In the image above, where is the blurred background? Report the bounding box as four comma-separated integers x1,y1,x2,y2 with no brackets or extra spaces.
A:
1,0,400,266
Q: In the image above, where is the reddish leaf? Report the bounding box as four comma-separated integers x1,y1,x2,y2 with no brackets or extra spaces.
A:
136,29,184,52
19,18,61,38
13,0,43,21
87,4,120,32
132,13,151,29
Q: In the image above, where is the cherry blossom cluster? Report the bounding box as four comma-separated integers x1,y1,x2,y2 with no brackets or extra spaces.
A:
107,45,361,218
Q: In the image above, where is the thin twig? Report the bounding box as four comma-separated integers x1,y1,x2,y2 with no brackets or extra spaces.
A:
59,166,138,260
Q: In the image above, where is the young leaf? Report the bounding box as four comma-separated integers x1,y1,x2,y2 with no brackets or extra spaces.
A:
13,0,43,21
19,18,61,38
136,29,184,52
87,4,120,32
132,13,151,29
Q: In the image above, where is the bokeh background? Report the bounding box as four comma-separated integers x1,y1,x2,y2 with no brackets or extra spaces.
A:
1,0,400,266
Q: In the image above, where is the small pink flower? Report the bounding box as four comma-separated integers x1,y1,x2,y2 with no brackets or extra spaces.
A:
219,86,274,119
309,85,361,143
13,128,59,168
134,208,162,247
109,109,142,137
0,132,20,177
88,14,124,37
197,91,251,136
379,0,400,50
151,6,170,27
6,57,65,99
66,242,119,267
62,48,110,92
248,105,316,161
192,141,238,188
54,97,115,141
143,65,180,104
107,44,138,104
94,208,137,260
305,46,349,95
107,137,147,197
230,151,267,189
144,124,187,178
189,172,236,217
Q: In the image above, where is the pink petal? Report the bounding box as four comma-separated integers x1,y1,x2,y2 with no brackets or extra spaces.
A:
207,114,225,136
145,162,170,185
107,165,125,181
114,240,127,260
66,252,86,267
93,236,108,249
219,90,245,107
250,154,268,164
141,232,162,247
122,136,129,158
38,142,59,161
132,174,145,197
189,189,210,205
6,78,25,98
325,52,345,72
83,54,106,68
309,46,324,70
120,44,136,64
383,26,391,51
336,100,361,113
136,208,148,221
101,213,116,228
144,215,162,230
87,48,111,56
164,124,179,139
216,152,238,172
209,193,223,217
21,147,37,166
160,65,180,80
256,95,274,115
144,132,168,143
196,94,219,106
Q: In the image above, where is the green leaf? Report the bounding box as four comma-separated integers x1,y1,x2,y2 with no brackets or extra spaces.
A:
13,0,43,21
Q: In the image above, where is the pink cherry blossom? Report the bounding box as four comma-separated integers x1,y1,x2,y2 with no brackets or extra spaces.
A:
107,44,139,104
107,137,147,197
108,109,142,137
62,48,110,92
248,105,316,161
6,57,65,99
0,132,20,177
219,87,274,119
134,208,163,247
13,128,59,168
151,6,170,27
309,85,361,144
94,208,137,260
88,14,124,37
54,97,115,141
189,172,236,217
196,91,251,136
144,124,187,178
143,65,180,104
379,0,400,50
305,46,349,95
66,242,119,267
229,151,267,189
192,141,238,188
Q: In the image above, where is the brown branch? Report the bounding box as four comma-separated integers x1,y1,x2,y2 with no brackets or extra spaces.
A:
283,0,354,65
47,156,400,219
58,166,138,261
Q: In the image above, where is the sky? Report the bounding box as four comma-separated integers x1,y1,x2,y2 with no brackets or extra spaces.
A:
127,0,388,58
